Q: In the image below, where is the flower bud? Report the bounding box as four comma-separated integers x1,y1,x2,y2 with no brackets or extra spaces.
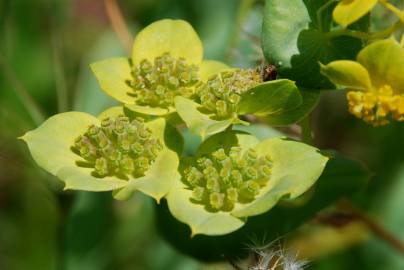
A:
209,192,225,210
192,187,205,201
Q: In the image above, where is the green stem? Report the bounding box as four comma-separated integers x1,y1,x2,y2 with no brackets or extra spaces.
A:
379,0,404,22
317,0,338,32
0,53,46,126
326,21,403,40
300,116,314,145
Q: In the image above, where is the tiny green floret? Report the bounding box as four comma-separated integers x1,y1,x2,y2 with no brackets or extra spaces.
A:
73,115,162,178
128,52,199,108
196,68,262,119
184,147,273,212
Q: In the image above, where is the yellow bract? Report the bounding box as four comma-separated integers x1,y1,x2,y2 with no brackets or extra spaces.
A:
132,19,202,65
91,19,227,115
321,39,404,126
333,0,378,28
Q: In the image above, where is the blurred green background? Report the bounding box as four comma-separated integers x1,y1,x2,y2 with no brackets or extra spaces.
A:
0,0,403,269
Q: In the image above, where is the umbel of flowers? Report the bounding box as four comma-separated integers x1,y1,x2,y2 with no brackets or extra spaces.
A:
91,19,228,116
321,39,404,126
20,19,328,236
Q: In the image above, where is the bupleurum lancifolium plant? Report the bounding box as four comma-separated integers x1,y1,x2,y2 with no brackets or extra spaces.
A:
21,18,329,238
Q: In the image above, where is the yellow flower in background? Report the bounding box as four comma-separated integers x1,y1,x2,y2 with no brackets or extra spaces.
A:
91,19,227,116
333,0,378,28
321,39,404,126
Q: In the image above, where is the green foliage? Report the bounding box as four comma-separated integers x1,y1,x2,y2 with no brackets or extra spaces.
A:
262,0,367,90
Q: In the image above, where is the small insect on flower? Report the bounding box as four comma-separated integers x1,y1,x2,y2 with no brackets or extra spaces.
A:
261,64,278,82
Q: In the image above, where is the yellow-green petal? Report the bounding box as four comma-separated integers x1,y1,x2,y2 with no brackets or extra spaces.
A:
357,39,404,93
20,112,100,176
132,19,203,65
320,60,372,91
20,112,129,191
175,96,235,139
125,104,174,116
333,0,378,28
198,60,229,81
58,166,128,191
90,58,134,104
97,106,125,119
166,172,245,236
232,137,328,218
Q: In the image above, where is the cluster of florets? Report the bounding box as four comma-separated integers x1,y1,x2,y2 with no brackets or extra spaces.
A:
73,115,162,178
184,147,273,212
196,69,262,119
128,52,199,108
347,85,404,126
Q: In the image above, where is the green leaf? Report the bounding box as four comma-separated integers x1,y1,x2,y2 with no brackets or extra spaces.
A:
333,0,378,28
174,96,235,139
232,137,328,217
262,0,310,69
320,60,372,90
261,88,320,126
157,152,369,261
238,79,302,116
282,29,363,89
90,58,134,104
113,118,181,201
262,0,365,89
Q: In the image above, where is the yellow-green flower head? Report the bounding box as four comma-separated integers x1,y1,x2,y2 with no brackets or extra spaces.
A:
166,131,328,236
20,107,180,201
321,39,404,126
91,19,227,116
175,69,300,139
73,115,162,178
184,147,273,212
333,0,378,28
196,69,263,120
